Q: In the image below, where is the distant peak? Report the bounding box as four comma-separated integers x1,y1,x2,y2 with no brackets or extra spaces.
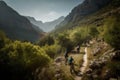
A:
26,16,43,23
27,16,36,21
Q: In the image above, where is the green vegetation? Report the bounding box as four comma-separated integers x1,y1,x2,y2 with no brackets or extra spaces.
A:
39,35,55,46
0,1,120,80
0,31,51,80
56,33,74,52
43,44,61,58
103,14,120,50
106,61,120,77
0,15,120,80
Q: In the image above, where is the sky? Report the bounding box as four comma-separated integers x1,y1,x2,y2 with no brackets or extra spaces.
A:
3,0,84,22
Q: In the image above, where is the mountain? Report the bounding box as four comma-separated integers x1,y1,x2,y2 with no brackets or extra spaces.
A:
26,16,64,32
26,16,44,29
65,0,111,22
51,0,120,80
55,0,112,30
0,1,43,42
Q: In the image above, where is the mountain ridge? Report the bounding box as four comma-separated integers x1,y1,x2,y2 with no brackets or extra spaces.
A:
26,16,65,32
0,1,43,42
55,0,112,31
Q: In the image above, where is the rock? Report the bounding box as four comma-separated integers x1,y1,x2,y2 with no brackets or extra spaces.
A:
112,50,120,60
77,72,83,76
55,74,61,78
92,46,102,56
55,69,61,74
89,59,105,70
55,57,64,63
89,41,94,44
86,68,92,74
103,70,111,80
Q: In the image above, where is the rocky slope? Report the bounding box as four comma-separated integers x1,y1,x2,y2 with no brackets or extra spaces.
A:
52,0,120,79
27,16,64,32
55,0,112,31
65,0,111,22
82,39,120,80
0,1,43,42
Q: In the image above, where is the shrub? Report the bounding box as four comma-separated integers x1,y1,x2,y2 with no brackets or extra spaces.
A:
0,39,51,80
57,33,74,52
43,44,61,58
39,35,55,46
89,26,99,38
70,27,91,45
103,15,120,50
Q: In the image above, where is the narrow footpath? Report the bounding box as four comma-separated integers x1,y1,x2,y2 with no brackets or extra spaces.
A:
75,47,88,80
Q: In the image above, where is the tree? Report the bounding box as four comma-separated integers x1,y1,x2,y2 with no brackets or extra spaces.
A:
57,33,74,52
39,35,55,46
0,38,51,80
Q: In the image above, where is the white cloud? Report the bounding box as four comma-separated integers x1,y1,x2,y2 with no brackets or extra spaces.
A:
40,11,61,22
48,11,58,16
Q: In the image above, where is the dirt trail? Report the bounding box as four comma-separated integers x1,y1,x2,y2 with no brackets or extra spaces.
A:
81,47,88,73
75,47,88,80
54,47,88,80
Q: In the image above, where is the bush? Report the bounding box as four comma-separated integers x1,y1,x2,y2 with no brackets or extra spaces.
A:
89,26,99,38
43,44,61,58
103,15,120,50
57,33,74,52
70,27,91,45
0,38,51,80
39,35,55,46
106,61,120,77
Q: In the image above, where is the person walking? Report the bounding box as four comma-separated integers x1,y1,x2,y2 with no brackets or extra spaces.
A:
76,44,80,53
64,49,69,65
68,56,75,74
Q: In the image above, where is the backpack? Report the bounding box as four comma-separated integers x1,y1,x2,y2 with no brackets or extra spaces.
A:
68,57,73,65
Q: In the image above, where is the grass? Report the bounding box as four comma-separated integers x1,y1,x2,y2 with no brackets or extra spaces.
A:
46,46,85,80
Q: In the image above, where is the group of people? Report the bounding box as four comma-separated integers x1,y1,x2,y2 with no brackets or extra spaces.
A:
64,49,75,74
64,44,80,74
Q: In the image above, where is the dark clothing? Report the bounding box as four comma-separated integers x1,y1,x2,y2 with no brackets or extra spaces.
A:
70,63,75,74
64,52,68,58
64,51,68,65
68,57,74,65
77,45,80,53
68,57,75,74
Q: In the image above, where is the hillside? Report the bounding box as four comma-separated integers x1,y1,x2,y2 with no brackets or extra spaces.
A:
0,0,120,80
54,0,112,31
48,0,120,80
0,1,43,42
27,16,64,32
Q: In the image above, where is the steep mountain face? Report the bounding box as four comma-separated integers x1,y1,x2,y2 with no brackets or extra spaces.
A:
26,16,44,29
56,0,111,29
27,16,64,32
0,1,43,42
65,0,110,22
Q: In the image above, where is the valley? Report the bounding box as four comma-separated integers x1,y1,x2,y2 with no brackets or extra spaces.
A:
0,0,120,80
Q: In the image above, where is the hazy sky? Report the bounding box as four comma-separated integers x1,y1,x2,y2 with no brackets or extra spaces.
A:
3,0,84,22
